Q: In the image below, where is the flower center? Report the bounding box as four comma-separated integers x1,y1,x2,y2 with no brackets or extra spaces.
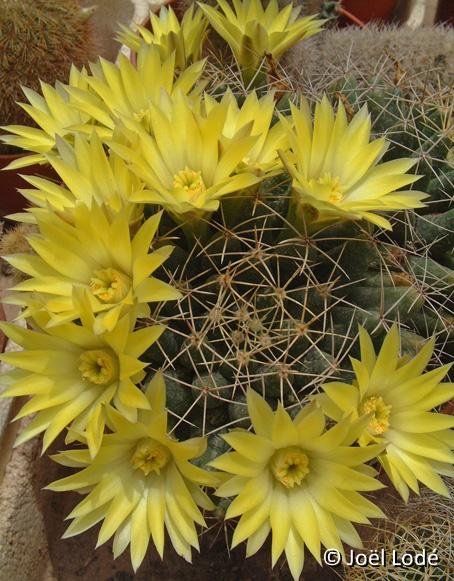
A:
89,267,131,304
130,439,170,476
173,167,206,201
270,446,310,488
361,395,392,436
78,349,118,385
316,173,344,204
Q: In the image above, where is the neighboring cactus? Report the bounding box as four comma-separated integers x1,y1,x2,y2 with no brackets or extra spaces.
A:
288,23,454,90
0,0,95,143
0,223,37,281
344,482,454,581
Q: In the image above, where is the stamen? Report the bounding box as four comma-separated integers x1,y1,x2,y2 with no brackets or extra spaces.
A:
78,349,118,385
131,439,170,476
89,267,131,304
173,167,206,201
361,395,392,436
270,446,310,488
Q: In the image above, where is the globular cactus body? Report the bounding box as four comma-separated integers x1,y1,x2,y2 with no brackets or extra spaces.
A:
0,0,94,132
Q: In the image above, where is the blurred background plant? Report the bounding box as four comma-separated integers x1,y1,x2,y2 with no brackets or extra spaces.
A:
0,0,96,143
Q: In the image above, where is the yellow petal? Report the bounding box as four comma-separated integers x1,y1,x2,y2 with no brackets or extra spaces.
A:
246,387,273,437
215,474,248,497
391,411,454,433
370,324,399,383
210,451,262,478
322,383,358,414
222,430,275,463
245,519,271,557
164,511,192,562
113,518,132,559
270,484,290,566
289,488,320,562
144,370,167,411
332,515,363,549
358,326,376,373
231,496,271,548
271,403,298,447
310,486,371,524
386,430,454,464
97,490,138,546
62,504,107,538
226,473,271,519
147,475,166,558
284,526,305,581
294,403,325,440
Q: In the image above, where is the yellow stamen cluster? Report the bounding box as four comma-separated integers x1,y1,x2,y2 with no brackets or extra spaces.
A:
89,267,131,304
173,167,206,201
319,173,344,203
270,446,310,488
130,439,171,476
361,395,392,436
78,349,118,385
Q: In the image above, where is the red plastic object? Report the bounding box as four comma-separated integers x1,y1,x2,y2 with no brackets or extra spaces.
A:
338,0,398,27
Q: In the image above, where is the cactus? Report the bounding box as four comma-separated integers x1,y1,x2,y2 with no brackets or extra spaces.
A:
1,6,453,577
0,0,95,144
143,162,453,457
133,42,454,472
288,23,454,90
0,223,37,281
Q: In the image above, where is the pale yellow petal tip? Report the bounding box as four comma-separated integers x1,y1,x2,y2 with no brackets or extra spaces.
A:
61,528,75,540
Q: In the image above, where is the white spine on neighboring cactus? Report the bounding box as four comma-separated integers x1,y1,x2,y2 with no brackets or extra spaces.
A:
132,0,166,23
119,0,171,59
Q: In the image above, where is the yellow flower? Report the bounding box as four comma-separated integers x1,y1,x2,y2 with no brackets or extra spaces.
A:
198,0,324,82
0,313,163,457
318,325,454,502
11,133,145,225
46,372,219,570
211,389,385,580
0,66,93,168
67,45,205,136
1,46,204,167
205,90,288,175
118,5,208,69
5,203,180,332
279,96,428,231
111,91,263,231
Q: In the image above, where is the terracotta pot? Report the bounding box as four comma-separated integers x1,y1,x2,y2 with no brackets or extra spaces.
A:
338,0,398,26
436,0,454,25
0,303,6,353
0,153,57,218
